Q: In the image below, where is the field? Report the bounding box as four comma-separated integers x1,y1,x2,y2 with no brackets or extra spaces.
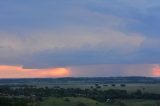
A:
35,83,160,94
38,83,160,106
40,97,158,106
1,77,160,106
101,84,160,94
40,97,107,106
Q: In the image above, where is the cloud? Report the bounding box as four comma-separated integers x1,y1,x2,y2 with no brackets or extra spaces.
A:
0,0,159,69
69,64,158,77
0,28,145,57
151,64,160,77
0,65,70,78
117,0,160,12
0,27,147,68
0,64,159,78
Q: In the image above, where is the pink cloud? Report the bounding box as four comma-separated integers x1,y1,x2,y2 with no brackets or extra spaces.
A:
151,65,160,77
0,65,70,78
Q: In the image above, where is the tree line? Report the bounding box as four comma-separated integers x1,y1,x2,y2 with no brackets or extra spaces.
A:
0,85,160,103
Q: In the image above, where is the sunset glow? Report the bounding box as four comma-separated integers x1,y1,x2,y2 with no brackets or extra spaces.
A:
0,65,70,78
151,65,160,77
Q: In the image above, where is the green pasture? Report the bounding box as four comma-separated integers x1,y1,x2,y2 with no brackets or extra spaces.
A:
40,97,158,106
40,97,107,106
34,83,160,94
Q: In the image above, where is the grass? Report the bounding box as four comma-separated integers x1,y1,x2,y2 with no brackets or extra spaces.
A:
37,83,160,106
40,97,159,106
101,84,160,94
35,83,160,94
116,99,157,106
40,97,107,106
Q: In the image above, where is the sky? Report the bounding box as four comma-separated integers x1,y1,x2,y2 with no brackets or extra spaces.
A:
0,0,160,78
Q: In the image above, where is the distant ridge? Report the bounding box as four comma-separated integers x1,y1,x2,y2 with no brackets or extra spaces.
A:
0,77,160,85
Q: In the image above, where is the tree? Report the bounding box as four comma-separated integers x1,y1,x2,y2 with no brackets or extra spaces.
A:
120,84,126,87
111,84,116,87
77,102,86,106
64,98,70,102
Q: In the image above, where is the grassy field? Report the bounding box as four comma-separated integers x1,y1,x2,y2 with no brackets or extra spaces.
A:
101,84,160,94
40,97,107,106
36,83,160,106
40,97,158,106
35,83,160,94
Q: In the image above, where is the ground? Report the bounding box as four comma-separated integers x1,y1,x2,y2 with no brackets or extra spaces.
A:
35,83,160,94
40,97,107,106
40,97,158,106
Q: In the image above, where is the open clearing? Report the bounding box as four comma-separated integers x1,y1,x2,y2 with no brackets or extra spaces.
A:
35,83,160,94
40,97,158,106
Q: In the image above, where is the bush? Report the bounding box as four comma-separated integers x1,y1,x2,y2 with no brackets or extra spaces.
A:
111,84,116,87
77,102,86,106
64,98,70,102
120,84,126,87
